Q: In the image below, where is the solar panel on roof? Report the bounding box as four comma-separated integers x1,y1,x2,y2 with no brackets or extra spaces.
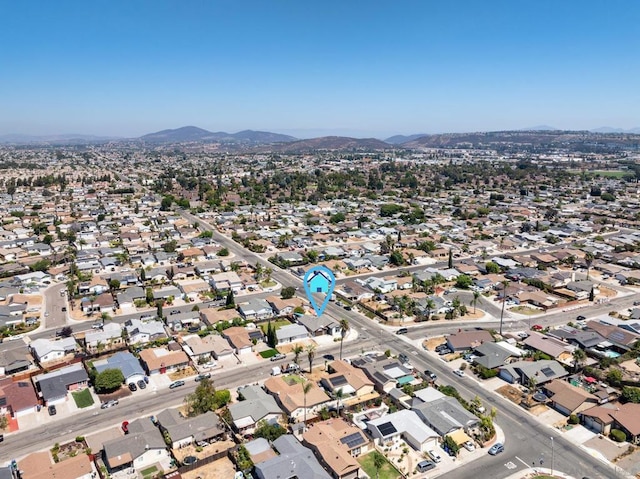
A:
610,332,625,342
331,375,348,387
541,367,555,377
340,432,366,448
377,422,397,436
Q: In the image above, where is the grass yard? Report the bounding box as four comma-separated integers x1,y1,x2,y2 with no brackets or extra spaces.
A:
71,388,94,408
140,465,158,477
358,451,401,479
259,319,291,334
260,348,278,359
283,374,304,385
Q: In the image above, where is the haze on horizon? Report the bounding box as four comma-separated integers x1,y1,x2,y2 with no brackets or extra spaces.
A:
1,1,639,138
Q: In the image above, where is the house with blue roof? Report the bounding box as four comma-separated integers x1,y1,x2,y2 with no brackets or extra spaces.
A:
93,351,146,385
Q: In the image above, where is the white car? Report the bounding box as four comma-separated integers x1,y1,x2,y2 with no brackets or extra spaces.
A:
427,450,442,463
463,440,475,451
453,369,465,377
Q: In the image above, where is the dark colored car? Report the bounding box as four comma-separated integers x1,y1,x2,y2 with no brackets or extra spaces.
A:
424,370,437,381
137,379,147,389
128,382,137,392
576,315,586,321
195,373,211,382
48,405,57,416
396,328,408,335
169,380,185,389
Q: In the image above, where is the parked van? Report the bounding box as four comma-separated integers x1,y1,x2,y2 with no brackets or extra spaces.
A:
416,460,436,472
271,366,282,376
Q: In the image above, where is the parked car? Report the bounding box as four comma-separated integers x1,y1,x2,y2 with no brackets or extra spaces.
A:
395,327,408,335
531,324,543,331
195,373,211,382
488,443,504,455
416,460,436,472
576,315,586,321
128,382,137,392
463,440,475,451
270,353,286,362
424,370,437,381
435,343,449,352
48,405,57,416
427,450,442,463
61,306,67,312
169,380,185,389
101,399,119,409
398,354,409,364
92,322,104,329
438,348,452,356
453,369,465,377
137,379,147,389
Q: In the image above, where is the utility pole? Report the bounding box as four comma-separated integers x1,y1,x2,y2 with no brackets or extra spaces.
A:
550,436,554,477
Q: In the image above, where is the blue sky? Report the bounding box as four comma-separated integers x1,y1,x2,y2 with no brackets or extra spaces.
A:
1,1,639,138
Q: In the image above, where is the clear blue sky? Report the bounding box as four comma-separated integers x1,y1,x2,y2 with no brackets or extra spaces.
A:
1,1,639,138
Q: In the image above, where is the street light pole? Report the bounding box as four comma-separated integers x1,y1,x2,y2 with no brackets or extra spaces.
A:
550,436,554,476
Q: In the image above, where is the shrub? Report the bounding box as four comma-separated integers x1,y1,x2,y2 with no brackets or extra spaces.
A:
610,429,627,443
568,414,579,425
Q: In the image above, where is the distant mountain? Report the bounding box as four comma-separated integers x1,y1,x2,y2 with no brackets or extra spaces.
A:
519,125,559,131
140,126,217,142
139,126,296,144
385,134,428,145
590,126,640,134
0,133,119,144
270,136,391,152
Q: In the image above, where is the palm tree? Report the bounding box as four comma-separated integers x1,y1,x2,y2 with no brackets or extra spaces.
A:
471,291,482,314
585,252,594,281
373,451,385,479
302,381,313,428
306,344,316,373
339,319,350,361
425,298,436,320
292,345,304,364
335,388,344,416
254,262,264,281
572,348,587,373
499,280,510,336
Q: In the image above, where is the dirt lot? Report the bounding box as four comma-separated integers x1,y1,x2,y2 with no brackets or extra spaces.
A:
496,384,524,404
422,337,447,351
179,456,237,479
172,440,235,463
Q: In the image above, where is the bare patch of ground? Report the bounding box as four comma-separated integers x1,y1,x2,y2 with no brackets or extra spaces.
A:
496,384,524,405
179,456,237,479
172,440,235,464
422,337,447,351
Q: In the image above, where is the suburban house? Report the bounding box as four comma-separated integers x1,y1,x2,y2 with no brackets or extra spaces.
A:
499,360,568,386
266,296,304,317
93,351,146,385
522,332,576,363
116,286,145,310
320,360,376,404
472,341,514,370
156,408,226,449
446,330,494,352
33,363,89,405
28,337,78,364
296,315,340,337
222,327,253,356
0,345,32,376
102,418,170,475
229,384,284,435
254,434,331,479
238,299,274,321
138,347,189,375
580,402,640,443
263,377,330,422
351,355,414,393
181,334,224,363
209,271,243,293
275,324,309,344
303,418,370,479
412,395,480,437
542,379,599,416
83,322,124,351
0,377,39,418
199,307,242,327
125,319,168,345
367,410,439,452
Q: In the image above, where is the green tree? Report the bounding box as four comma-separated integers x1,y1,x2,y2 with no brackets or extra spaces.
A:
471,291,481,314
585,252,594,281
94,368,124,393
485,261,500,274
443,435,461,456
303,381,313,427
108,279,120,291
339,319,350,361
621,386,640,403
30,259,51,272
606,368,623,387
292,345,304,364
225,290,235,308
455,274,472,289
281,286,296,299
254,420,286,441
572,348,586,373
185,377,217,416
448,249,453,269
372,451,386,479
218,247,229,256
389,250,404,266
146,287,154,304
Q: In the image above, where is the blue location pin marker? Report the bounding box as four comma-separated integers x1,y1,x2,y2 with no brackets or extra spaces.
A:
303,265,336,317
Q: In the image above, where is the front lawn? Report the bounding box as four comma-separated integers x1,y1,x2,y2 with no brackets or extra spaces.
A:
357,451,400,479
260,349,278,359
71,388,94,408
